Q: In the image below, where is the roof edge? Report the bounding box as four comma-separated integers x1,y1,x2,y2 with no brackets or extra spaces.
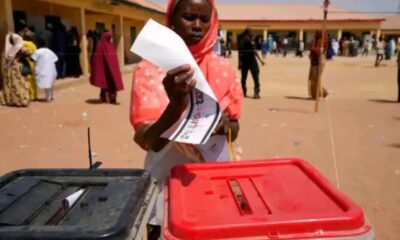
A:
220,19,385,23
115,0,166,15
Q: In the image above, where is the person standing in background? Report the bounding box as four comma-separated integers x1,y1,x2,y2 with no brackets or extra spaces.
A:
32,39,58,102
362,39,371,57
272,40,277,55
390,38,396,57
238,28,265,99
1,33,30,107
277,38,283,56
226,32,232,58
267,35,273,54
40,23,54,49
213,27,224,56
332,38,339,56
261,39,268,60
21,29,38,101
53,22,67,79
282,36,289,57
66,26,82,78
397,49,400,102
326,36,335,60
296,40,304,58
349,37,355,57
90,31,124,104
385,38,392,60
375,37,384,67
342,37,350,56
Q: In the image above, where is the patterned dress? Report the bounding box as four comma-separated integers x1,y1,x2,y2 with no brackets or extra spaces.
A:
23,40,37,101
1,57,30,107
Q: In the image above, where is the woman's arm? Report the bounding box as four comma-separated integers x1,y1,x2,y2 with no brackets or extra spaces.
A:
140,101,188,152
255,51,265,66
229,120,240,142
213,113,240,142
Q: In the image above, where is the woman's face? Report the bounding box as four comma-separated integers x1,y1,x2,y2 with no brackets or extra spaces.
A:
170,0,212,46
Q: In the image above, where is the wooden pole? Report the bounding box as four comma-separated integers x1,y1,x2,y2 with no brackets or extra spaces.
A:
315,0,330,112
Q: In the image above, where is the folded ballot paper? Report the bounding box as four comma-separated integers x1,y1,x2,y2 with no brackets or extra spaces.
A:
131,19,221,145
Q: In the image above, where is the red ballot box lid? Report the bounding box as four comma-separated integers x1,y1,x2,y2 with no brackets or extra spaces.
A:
163,159,373,240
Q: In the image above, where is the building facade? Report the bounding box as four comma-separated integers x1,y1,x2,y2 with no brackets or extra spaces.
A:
216,4,385,49
381,15,400,40
0,0,164,76
1,1,397,82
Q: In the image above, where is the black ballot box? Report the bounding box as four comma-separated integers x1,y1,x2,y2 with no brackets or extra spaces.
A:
0,169,157,240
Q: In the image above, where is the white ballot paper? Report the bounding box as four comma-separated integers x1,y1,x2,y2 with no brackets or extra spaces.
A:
62,189,85,208
131,19,221,145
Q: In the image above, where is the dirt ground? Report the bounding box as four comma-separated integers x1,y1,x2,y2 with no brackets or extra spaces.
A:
0,53,399,239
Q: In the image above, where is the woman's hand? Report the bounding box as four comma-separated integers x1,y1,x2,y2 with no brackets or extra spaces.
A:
214,112,230,135
139,65,197,152
163,64,196,111
213,112,240,142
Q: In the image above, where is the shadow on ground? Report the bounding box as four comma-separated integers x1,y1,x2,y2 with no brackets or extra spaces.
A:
36,98,51,103
85,99,103,105
389,143,400,149
363,63,390,68
85,99,121,105
368,99,399,104
286,96,312,101
268,108,311,114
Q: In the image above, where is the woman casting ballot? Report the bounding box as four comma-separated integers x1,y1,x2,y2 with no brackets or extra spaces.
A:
130,0,243,236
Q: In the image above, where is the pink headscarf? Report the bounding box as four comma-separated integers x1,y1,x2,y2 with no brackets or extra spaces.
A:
130,0,242,130
166,0,219,63
4,33,24,67
90,32,124,91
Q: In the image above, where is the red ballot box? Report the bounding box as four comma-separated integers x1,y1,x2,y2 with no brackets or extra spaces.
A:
163,159,374,240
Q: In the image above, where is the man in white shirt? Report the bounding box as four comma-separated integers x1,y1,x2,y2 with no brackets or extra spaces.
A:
31,38,58,101
375,37,385,67
283,37,289,57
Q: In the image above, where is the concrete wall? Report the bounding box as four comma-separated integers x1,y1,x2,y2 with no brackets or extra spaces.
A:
123,18,145,64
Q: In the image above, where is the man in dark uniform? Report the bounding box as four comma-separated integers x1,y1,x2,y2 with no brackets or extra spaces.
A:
238,28,265,99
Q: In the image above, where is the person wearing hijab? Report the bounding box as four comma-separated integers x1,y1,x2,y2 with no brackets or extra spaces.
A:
0,33,30,107
130,0,243,238
22,30,38,101
53,22,67,79
90,31,124,103
66,26,82,78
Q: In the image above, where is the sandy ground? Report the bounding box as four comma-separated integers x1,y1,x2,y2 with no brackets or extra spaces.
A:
0,53,399,239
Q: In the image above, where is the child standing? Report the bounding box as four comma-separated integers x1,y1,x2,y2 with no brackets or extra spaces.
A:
31,39,58,102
